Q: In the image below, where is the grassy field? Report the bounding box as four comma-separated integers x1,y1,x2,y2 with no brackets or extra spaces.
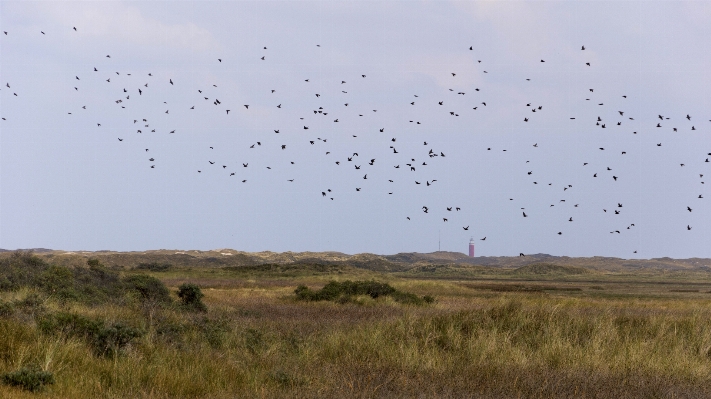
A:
2,252,711,398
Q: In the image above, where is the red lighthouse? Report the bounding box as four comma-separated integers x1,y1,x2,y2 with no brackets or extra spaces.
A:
468,237,475,257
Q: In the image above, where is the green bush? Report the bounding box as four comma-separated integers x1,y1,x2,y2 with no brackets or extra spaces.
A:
2,364,54,392
155,320,186,345
38,312,143,357
198,317,229,348
294,285,315,301
0,251,50,290
294,280,433,305
39,265,83,301
177,283,207,312
37,312,103,339
0,301,15,317
93,322,143,357
72,260,123,303
14,293,46,316
1,256,125,305
136,262,172,272
123,274,171,305
391,290,425,305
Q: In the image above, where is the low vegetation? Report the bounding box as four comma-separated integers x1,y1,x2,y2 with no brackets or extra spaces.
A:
510,262,591,275
294,280,434,305
135,262,172,272
2,365,54,393
2,250,711,397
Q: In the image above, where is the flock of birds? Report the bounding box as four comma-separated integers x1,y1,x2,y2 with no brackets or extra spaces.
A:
1,27,708,256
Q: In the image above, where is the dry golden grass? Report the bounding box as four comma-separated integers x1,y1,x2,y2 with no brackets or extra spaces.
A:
3,272,711,398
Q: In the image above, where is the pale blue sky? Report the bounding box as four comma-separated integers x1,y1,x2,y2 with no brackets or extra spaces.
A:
1,1,709,257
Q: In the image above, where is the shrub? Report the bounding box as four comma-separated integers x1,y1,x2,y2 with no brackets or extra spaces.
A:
155,320,186,345
1,256,125,305
0,301,15,317
75,260,122,294
136,262,172,272
0,250,50,290
123,274,171,305
38,312,143,357
391,290,424,305
198,317,229,348
93,322,143,357
294,280,433,305
14,293,46,316
2,364,54,392
37,312,103,339
39,265,81,301
294,285,316,301
0,275,11,290
177,283,207,312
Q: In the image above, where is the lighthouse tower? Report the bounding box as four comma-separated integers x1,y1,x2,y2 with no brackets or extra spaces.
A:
468,237,475,257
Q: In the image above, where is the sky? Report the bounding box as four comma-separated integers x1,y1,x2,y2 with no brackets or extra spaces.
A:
1,1,710,258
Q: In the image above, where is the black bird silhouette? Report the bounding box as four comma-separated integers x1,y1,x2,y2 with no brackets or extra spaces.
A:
523,212,527,217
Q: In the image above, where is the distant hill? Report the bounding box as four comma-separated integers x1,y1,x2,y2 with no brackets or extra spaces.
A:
1,249,710,273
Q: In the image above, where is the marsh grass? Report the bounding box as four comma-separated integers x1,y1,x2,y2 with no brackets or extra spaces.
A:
3,259,711,397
